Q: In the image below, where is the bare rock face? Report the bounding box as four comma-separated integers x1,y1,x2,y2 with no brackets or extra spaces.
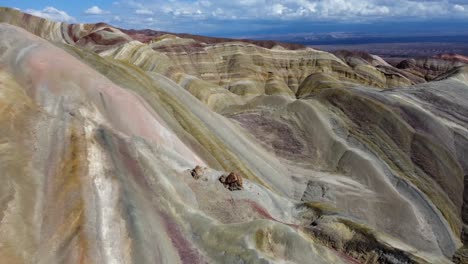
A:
121,28,307,50
1,6,468,264
190,165,205,179
0,8,132,53
434,53,468,64
219,172,243,191
96,24,429,106
396,56,467,80
151,43,420,100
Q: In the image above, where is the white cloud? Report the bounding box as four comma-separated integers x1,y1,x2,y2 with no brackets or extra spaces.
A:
85,6,108,15
198,1,212,7
212,8,224,17
85,0,468,33
135,9,153,15
272,4,287,15
112,0,468,23
25,6,75,22
115,0,401,21
454,4,465,12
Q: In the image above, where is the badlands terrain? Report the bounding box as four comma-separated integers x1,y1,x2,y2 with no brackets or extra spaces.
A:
0,6,468,264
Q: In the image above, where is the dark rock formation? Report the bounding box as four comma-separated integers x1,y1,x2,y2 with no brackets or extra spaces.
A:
219,172,244,191
190,165,205,179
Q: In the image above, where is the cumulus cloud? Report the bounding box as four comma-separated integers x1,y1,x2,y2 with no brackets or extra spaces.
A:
117,0,468,21
271,4,287,15
90,0,468,34
85,6,109,15
25,6,75,22
454,4,465,11
135,9,153,15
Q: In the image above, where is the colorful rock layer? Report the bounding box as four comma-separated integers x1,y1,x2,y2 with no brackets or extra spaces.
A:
1,7,468,264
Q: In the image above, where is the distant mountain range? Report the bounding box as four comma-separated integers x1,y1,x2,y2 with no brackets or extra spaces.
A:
248,32,468,45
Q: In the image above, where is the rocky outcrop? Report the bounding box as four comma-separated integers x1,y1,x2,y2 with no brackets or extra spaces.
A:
121,28,307,50
147,40,421,99
219,172,244,191
333,49,426,85
0,7,132,52
190,165,205,179
396,56,467,80
100,26,427,104
434,53,468,64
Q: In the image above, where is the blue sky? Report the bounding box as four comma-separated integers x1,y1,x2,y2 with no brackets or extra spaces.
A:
4,1,468,37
